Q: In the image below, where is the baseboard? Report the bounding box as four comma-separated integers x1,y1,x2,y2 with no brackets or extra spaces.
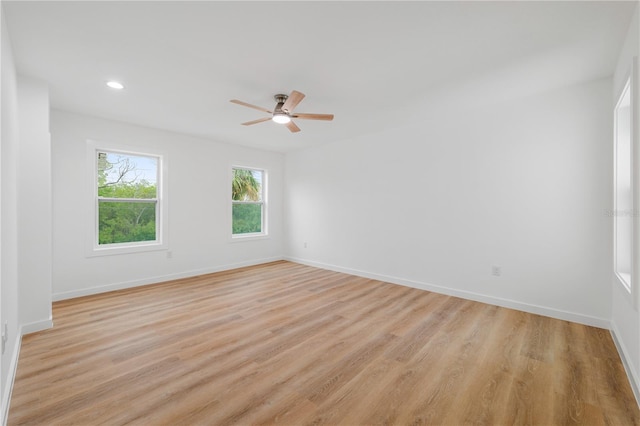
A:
1,331,22,426
21,318,53,335
610,322,640,407
52,256,284,301
285,256,610,329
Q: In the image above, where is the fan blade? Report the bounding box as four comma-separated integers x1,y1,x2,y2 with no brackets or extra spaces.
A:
242,117,272,126
285,120,301,133
230,99,272,114
292,113,334,121
282,90,305,113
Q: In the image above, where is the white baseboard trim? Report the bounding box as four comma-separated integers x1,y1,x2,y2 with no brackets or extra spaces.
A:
21,318,53,335
2,331,22,426
610,322,640,407
285,256,610,329
52,256,284,301
1,318,54,425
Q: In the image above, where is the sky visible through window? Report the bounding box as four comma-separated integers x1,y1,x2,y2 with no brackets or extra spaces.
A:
252,170,262,190
101,152,158,185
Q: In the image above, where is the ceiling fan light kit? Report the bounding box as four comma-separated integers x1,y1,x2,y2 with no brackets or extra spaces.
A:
230,90,334,133
272,113,291,124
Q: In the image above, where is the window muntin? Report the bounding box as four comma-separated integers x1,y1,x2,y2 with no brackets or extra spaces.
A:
96,150,160,247
231,167,266,237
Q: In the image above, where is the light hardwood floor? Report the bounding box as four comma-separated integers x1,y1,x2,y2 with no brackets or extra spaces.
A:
9,261,640,425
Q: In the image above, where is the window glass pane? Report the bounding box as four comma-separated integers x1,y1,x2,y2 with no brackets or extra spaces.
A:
98,201,157,244
232,203,262,234
232,168,262,202
98,151,158,199
614,79,633,292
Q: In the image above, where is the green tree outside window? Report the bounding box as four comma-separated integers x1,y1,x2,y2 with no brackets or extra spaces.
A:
232,168,264,235
97,151,159,245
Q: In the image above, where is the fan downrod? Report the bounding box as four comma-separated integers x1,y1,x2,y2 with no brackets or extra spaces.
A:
274,94,288,104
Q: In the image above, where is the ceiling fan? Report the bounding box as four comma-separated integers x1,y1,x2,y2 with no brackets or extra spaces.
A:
230,90,334,133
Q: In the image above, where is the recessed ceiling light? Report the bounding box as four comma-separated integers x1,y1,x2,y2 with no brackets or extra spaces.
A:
106,81,124,90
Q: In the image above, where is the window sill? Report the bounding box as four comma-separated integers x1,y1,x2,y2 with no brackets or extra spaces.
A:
230,234,270,243
87,241,168,257
615,272,632,293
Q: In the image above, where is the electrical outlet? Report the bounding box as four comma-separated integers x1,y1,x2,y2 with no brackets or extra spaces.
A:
166,251,173,259
303,242,308,249
492,266,502,277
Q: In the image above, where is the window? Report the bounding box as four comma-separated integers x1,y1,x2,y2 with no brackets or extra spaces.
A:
88,142,167,255
614,71,634,295
231,167,266,237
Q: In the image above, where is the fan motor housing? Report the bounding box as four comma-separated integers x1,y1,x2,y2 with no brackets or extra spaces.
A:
273,94,288,114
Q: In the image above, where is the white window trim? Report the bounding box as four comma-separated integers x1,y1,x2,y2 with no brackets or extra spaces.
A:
613,57,638,309
230,165,269,241
614,76,633,294
86,140,169,256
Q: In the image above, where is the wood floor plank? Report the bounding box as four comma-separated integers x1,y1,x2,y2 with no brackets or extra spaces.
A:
8,260,640,425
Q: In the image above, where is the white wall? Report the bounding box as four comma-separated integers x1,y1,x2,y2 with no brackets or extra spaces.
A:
17,76,52,333
285,77,613,328
1,12,53,419
51,110,284,299
0,7,21,422
611,3,640,400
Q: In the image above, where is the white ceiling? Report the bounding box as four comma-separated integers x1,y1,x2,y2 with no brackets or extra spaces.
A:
3,1,636,153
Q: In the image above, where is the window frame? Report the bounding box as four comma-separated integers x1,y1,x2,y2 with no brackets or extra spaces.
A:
86,140,168,256
230,165,268,241
613,58,638,309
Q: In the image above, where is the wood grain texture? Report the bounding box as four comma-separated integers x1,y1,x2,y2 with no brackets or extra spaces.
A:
9,261,640,425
